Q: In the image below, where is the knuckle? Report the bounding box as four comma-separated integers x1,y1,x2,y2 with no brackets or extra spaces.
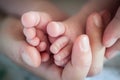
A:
80,59,91,68
88,66,103,77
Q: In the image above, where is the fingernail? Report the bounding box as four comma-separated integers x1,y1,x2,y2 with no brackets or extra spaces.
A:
50,36,69,54
107,51,119,59
93,14,102,28
50,46,58,54
80,36,89,52
21,52,34,67
57,22,65,33
55,22,65,37
47,22,65,37
54,60,64,67
105,38,117,47
22,12,37,28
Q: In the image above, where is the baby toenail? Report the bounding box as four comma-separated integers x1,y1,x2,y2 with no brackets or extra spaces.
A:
47,22,65,37
22,12,40,27
93,14,102,28
27,37,40,46
50,46,58,54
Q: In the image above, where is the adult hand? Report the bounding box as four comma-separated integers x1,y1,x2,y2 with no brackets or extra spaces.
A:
0,16,92,80
103,6,120,59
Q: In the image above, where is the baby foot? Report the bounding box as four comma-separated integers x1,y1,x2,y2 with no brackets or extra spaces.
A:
21,11,52,65
1,17,43,67
47,15,85,66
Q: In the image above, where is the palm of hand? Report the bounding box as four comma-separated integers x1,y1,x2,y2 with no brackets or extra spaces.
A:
1,17,91,80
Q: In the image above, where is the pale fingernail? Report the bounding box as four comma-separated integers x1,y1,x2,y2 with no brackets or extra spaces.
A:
50,46,58,54
53,22,65,37
41,53,49,62
50,36,69,54
107,51,119,59
23,28,36,39
22,12,37,27
21,52,34,67
93,14,102,28
57,22,65,34
54,60,63,67
80,36,89,52
105,38,117,47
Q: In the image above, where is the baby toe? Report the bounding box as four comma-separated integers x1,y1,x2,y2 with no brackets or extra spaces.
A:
38,41,47,52
27,37,40,46
20,44,41,67
23,27,36,39
47,22,65,37
54,45,72,61
54,57,70,67
21,11,40,28
50,36,69,54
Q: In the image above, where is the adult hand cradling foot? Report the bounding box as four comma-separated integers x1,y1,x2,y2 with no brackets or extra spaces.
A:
0,0,120,80
0,16,92,80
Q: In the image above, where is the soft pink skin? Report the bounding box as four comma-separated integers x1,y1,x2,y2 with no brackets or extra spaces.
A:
39,42,47,52
22,10,102,75
23,28,36,39
47,22,65,37
20,45,41,67
1,17,93,80
50,36,69,54
22,11,52,31
1,17,42,68
21,10,111,76
47,11,111,76
103,7,120,59
27,37,40,46
21,11,52,67
47,20,82,67
86,13,106,76
61,35,92,80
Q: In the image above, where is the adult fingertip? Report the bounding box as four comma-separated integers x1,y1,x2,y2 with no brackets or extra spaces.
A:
72,35,92,68
103,37,117,47
21,46,41,67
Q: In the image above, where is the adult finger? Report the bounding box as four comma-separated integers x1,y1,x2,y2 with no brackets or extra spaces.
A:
103,7,120,47
62,35,92,80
